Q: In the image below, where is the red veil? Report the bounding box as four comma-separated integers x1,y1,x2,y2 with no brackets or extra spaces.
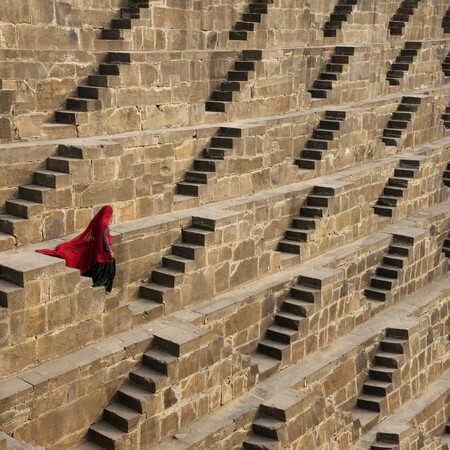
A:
36,205,114,273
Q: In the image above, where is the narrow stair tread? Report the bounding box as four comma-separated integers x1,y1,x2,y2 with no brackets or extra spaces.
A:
144,348,178,364
267,324,297,337
244,433,279,446
89,421,128,438
363,379,391,389
118,382,150,399
128,297,164,315
21,184,53,192
131,364,168,382
259,338,289,350
251,353,281,372
104,402,141,421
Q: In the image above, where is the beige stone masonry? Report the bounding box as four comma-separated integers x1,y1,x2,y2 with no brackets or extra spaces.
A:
353,369,450,449
1,88,449,239
87,319,253,450
0,431,44,449
0,214,448,446
150,271,450,449
0,250,132,379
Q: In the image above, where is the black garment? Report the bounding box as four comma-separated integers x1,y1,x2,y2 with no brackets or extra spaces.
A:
82,259,116,293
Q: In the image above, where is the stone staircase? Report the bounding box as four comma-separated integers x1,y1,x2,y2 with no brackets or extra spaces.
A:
278,186,336,254
2,0,450,448
88,320,225,449
54,0,161,128
229,0,273,41
442,231,450,258
309,47,355,99
370,426,417,450
177,126,242,197
363,230,431,304
372,158,422,218
442,5,450,33
130,220,215,320
323,0,358,38
127,211,247,325
54,51,129,126
442,52,450,77
443,162,450,187
381,96,422,147
386,42,422,87
101,0,155,40
443,105,450,129
0,139,162,248
294,110,346,171
251,271,327,377
388,0,422,36
354,328,409,429
205,50,262,113
242,389,316,449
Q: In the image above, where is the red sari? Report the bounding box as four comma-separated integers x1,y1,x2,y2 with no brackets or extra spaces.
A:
36,205,114,273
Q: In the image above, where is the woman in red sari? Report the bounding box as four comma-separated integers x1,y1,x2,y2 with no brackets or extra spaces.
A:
37,205,116,292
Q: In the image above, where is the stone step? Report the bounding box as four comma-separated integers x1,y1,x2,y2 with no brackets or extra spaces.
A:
18,184,53,203
103,402,141,432
243,433,280,450
162,254,196,272
252,416,285,441
116,382,151,413
377,196,399,207
282,297,314,317
66,97,102,112
205,101,225,112
5,199,44,219
291,217,317,230
278,239,301,254
0,278,24,309
369,365,397,382
182,228,214,246
309,89,328,99
284,228,311,242
258,338,290,360
305,138,329,150
306,194,330,208
177,181,207,196
299,206,326,218
142,348,178,377
312,129,334,140
388,242,412,257
357,393,385,412
171,242,205,260
89,421,128,448
362,379,392,396
374,350,404,369
260,389,314,422
370,276,397,290
364,287,391,302
139,282,173,304
383,186,405,197
151,267,185,287
376,265,400,279
184,170,214,184
129,364,169,393
266,324,298,344
380,337,407,354
290,283,320,302
34,169,72,188
383,128,402,138
274,311,302,330
373,205,395,217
